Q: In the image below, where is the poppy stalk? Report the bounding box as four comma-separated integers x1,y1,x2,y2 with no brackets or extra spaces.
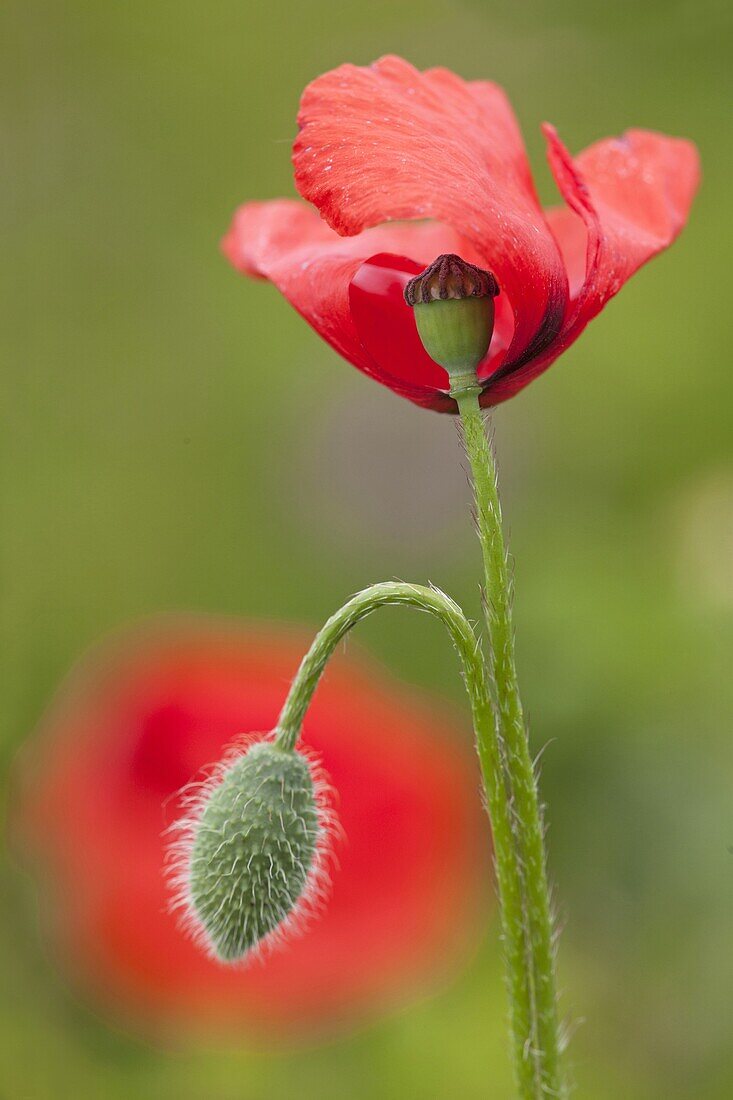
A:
402,255,563,1094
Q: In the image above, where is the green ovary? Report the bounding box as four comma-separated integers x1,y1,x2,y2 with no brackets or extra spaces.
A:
413,296,494,374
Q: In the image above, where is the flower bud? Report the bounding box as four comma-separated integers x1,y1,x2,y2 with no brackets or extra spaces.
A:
169,739,332,964
404,255,499,385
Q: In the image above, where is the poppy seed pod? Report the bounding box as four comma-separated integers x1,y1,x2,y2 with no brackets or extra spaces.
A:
404,255,499,384
170,739,333,964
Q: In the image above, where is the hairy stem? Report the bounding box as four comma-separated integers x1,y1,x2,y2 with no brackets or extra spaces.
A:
274,580,538,1092
276,582,489,753
455,387,565,1098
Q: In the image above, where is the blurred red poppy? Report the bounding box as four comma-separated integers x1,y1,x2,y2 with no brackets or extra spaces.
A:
223,55,699,412
12,618,488,1041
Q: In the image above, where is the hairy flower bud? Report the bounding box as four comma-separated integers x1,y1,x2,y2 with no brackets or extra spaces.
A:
404,254,499,385
169,738,333,964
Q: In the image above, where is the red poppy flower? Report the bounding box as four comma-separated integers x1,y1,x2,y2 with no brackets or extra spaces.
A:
223,55,699,412
13,619,487,1040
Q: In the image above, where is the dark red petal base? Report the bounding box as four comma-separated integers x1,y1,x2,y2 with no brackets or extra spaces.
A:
349,254,515,409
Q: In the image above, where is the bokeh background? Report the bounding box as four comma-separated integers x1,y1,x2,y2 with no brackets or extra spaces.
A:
2,1,731,1097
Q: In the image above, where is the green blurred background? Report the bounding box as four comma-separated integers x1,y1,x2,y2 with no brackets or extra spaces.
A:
2,1,731,1097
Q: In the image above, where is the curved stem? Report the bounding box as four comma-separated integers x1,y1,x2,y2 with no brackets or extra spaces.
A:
273,580,540,1097
275,582,486,752
456,389,565,1098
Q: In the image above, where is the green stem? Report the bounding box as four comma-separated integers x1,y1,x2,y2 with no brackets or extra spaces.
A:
274,580,540,1097
275,582,489,754
455,386,565,1098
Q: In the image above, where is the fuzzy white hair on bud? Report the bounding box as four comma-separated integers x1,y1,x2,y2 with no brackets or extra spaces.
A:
167,736,336,964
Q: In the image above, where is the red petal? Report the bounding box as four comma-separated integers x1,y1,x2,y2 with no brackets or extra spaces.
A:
545,124,699,334
222,199,372,378
293,56,568,371
223,199,485,409
481,126,700,406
